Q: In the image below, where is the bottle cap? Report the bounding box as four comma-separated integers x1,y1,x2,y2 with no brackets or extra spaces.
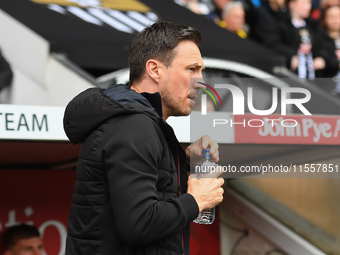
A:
202,148,211,157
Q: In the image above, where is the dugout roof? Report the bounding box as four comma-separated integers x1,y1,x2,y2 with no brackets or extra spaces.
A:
0,0,283,72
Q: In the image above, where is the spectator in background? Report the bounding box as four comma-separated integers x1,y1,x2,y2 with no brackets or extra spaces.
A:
264,0,325,79
208,0,259,40
310,0,340,19
0,49,13,92
261,0,287,22
222,2,248,38
254,0,288,42
319,5,340,95
209,0,232,23
2,224,43,255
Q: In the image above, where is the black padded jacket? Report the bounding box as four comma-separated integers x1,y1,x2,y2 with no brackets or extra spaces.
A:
63,84,199,255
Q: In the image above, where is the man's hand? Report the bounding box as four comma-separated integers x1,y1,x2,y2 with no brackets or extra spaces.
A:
187,171,224,212
313,57,326,70
186,135,219,166
290,55,299,71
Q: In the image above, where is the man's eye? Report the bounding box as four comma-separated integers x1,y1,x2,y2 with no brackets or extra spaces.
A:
189,68,195,72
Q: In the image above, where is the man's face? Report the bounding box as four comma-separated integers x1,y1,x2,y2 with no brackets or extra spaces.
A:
325,6,340,32
290,0,311,19
6,237,43,255
158,40,204,119
224,7,245,33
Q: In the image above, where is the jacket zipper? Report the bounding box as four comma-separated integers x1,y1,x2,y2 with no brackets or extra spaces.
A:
176,147,185,255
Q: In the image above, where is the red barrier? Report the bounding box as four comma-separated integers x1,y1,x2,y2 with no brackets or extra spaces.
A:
0,170,220,254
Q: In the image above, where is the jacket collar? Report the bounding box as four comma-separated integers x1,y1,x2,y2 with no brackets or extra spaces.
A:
103,84,163,118
141,92,163,118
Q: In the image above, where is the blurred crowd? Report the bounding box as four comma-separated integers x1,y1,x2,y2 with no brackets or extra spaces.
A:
175,0,340,95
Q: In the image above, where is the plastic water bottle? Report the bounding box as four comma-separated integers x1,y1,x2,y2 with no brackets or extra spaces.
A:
193,148,216,224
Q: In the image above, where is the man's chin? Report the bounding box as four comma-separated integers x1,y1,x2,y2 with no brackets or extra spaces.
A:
183,111,191,116
171,108,191,117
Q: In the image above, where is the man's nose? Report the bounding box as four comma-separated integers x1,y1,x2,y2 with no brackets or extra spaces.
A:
194,70,204,79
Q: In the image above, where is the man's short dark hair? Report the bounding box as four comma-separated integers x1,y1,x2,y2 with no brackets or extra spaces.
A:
2,224,40,251
128,21,202,85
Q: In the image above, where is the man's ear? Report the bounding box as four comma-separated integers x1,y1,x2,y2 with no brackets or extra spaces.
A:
145,59,161,84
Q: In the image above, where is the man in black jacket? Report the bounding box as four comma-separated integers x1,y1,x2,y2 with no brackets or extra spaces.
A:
63,21,224,255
